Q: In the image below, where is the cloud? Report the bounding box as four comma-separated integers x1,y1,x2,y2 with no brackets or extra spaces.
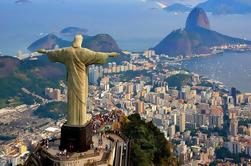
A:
15,0,32,4
238,0,251,6
141,0,206,6
155,1,167,8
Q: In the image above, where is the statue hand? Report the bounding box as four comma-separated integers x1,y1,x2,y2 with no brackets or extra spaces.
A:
109,52,119,57
37,49,47,54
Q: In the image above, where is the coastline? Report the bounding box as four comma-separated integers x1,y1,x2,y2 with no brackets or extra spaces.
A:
180,51,251,93
182,49,251,62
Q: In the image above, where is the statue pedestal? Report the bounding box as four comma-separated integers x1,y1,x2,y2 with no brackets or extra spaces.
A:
59,122,93,153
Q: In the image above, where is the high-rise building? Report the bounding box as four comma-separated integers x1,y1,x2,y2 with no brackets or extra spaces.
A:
112,62,117,73
132,65,137,71
126,83,134,94
168,125,176,139
103,68,108,74
129,64,133,71
209,115,223,129
227,96,234,105
245,144,251,157
120,65,125,72
100,76,110,91
179,112,186,132
53,89,61,101
143,50,155,57
209,108,223,129
116,66,121,73
45,88,62,100
196,114,206,128
236,94,244,105
230,119,238,136
229,108,237,120
192,74,200,85
116,83,124,93
45,88,53,97
136,100,145,114
225,141,241,154
231,87,237,106
176,141,188,164
247,125,251,136
108,62,112,69
89,66,99,85
170,113,177,125
124,65,129,71
154,86,166,94
190,90,197,98
99,66,104,78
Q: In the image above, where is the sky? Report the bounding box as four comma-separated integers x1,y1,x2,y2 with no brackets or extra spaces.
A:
0,0,251,55
143,0,206,6
13,0,206,6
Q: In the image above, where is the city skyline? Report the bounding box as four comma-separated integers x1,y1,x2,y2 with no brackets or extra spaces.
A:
0,0,251,165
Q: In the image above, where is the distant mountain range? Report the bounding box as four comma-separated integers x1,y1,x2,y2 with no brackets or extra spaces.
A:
28,33,121,53
153,7,251,57
164,0,251,15
164,3,192,13
197,0,251,15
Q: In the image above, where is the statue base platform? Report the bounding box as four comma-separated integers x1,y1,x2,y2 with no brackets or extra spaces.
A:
59,122,93,153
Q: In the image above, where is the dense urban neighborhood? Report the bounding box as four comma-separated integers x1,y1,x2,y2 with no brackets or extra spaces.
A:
1,49,251,165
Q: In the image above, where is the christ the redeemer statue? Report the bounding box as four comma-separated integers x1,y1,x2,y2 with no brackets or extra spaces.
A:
38,34,118,126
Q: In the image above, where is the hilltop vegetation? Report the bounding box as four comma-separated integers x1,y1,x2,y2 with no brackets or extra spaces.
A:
121,114,178,166
166,74,192,90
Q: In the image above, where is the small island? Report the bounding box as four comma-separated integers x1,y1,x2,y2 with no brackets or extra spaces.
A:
60,27,88,36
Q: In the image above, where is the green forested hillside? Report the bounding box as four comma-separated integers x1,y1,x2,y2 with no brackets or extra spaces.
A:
121,114,178,166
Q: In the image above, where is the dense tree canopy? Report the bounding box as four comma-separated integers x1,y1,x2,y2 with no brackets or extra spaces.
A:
121,114,178,166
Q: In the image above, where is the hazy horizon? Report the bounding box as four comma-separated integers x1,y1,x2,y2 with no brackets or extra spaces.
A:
0,0,251,55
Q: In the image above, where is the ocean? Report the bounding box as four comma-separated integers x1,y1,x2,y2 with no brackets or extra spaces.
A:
181,52,251,93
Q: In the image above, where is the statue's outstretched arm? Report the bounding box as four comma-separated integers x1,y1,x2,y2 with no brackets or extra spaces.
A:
106,52,119,57
37,49,66,63
83,49,119,65
92,51,119,57
37,49,48,54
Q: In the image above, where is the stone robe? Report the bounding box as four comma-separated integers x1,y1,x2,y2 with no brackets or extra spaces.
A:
45,47,109,126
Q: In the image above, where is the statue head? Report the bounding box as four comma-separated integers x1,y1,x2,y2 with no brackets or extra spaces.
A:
72,34,83,48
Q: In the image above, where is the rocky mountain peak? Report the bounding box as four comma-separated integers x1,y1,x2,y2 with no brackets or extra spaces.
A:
185,7,210,30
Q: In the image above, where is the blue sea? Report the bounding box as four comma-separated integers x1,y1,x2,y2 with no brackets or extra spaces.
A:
181,52,251,93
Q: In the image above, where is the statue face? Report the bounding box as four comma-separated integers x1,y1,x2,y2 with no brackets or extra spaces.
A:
72,34,83,48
